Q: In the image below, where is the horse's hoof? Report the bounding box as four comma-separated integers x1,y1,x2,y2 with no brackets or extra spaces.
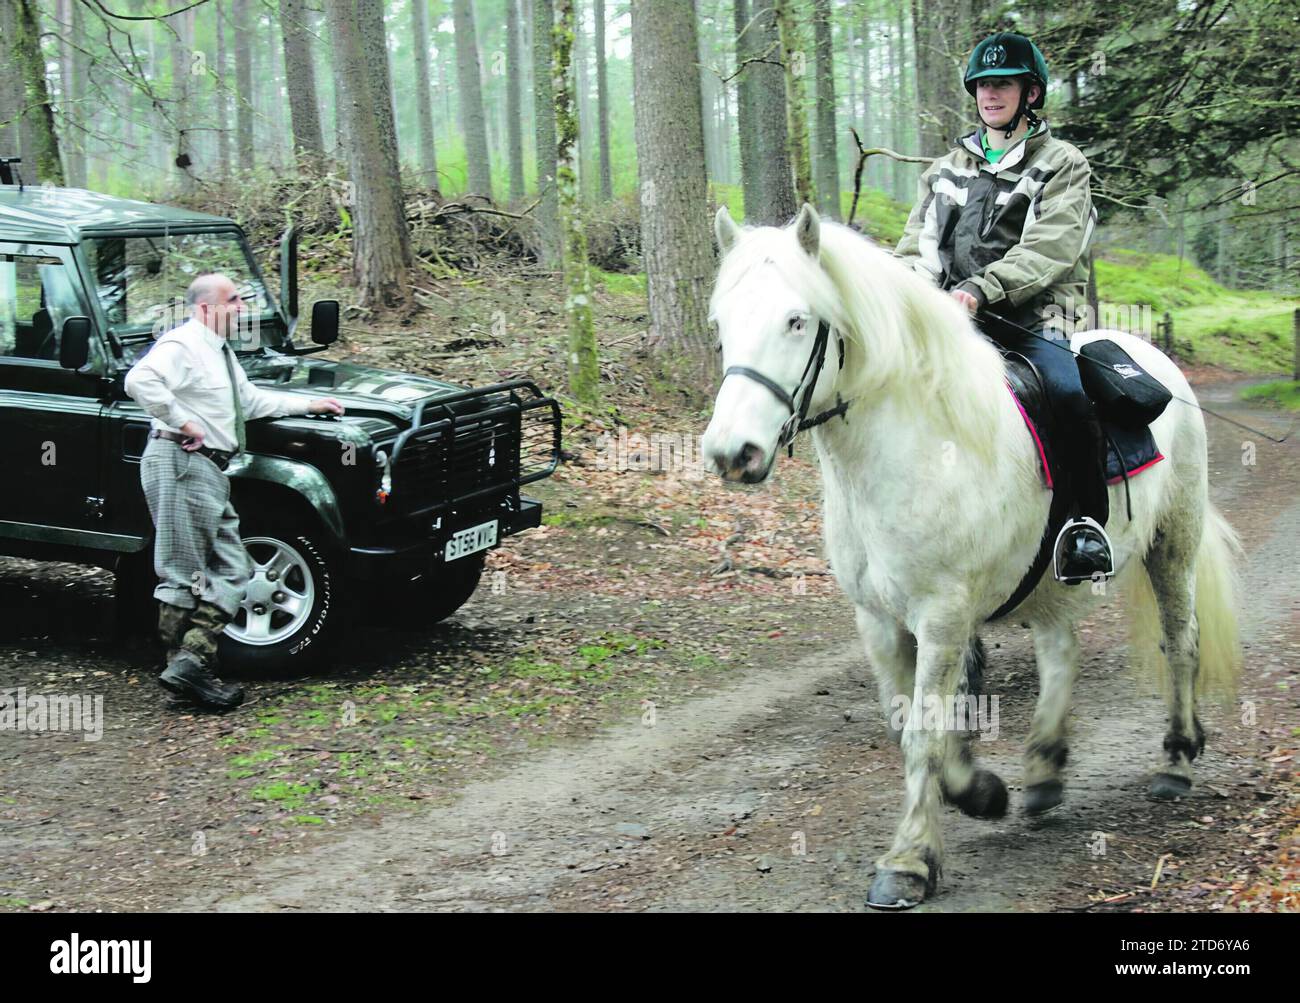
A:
1024,779,1064,816
947,768,1008,819
1149,773,1192,800
866,869,932,911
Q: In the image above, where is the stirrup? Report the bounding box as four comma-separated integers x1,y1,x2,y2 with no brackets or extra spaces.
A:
1052,516,1115,584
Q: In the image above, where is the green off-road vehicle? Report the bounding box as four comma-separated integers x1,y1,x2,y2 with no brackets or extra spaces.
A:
0,174,561,671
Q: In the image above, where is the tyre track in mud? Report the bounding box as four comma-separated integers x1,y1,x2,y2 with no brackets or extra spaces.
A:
181,381,1297,912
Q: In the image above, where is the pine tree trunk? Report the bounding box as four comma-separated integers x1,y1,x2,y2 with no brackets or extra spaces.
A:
698,7,720,185
506,0,527,201
632,0,714,382
811,0,838,219
532,0,561,265
593,0,612,200
327,0,412,308
774,0,813,208
215,4,230,179
452,0,493,199
410,0,440,188
554,0,600,404
170,6,194,191
235,0,255,168
733,0,759,218
58,0,87,186
748,2,796,224
280,0,326,168
574,0,592,202
357,0,403,222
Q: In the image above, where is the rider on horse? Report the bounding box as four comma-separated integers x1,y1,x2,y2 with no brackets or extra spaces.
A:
894,30,1114,583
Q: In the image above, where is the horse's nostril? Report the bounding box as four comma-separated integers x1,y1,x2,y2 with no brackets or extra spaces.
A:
738,443,763,470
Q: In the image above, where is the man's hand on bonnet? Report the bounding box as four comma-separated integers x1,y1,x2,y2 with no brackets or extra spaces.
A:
951,289,980,315
308,397,345,416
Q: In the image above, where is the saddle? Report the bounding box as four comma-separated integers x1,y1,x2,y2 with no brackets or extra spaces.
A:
988,338,1170,621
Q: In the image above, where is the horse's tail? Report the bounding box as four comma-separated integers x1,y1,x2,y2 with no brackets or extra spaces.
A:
1126,502,1243,704
1192,502,1245,700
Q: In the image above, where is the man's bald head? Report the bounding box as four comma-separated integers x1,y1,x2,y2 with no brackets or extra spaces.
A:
185,273,234,308
185,273,243,338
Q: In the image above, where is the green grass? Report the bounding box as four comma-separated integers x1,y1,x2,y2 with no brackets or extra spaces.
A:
1241,380,1300,411
1096,250,1298,373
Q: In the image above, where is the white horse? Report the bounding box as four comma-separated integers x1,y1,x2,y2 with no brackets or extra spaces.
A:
703,203,1243,909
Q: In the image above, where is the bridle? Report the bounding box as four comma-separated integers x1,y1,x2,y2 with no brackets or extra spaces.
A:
722,318,851,456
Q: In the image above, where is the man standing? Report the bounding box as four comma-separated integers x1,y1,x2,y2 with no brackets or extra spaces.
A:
125,274,343,710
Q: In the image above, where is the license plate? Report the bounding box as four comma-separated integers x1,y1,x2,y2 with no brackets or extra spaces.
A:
444,519,498,562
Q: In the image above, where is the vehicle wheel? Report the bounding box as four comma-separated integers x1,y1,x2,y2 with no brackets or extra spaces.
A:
218,521,344,675
377,552,487,626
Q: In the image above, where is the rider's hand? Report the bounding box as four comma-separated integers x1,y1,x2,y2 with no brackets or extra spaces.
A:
178,421,206,450
951,289,980,315
308,397,345,416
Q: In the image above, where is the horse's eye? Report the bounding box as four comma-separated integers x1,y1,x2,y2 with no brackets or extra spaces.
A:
789,315,807,334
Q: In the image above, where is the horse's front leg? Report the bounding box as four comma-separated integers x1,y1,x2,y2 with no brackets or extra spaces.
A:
854,604,916,746
867,628,970,910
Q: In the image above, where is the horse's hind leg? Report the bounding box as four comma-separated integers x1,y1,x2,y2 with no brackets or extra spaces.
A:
1023,618,1081,815
1144,525,1204,799
938,637,1008,820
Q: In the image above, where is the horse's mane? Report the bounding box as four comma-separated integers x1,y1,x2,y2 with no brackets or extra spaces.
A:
712,219,1009,461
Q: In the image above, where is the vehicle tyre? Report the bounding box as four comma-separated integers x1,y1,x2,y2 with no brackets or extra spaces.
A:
218,520,344,675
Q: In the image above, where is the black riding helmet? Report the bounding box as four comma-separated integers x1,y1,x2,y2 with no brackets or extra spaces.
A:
964,32,1050,140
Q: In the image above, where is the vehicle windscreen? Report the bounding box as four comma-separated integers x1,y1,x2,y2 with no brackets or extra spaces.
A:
83,230,285,359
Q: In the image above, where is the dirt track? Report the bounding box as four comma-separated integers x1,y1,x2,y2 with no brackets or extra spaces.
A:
3,378,1297,912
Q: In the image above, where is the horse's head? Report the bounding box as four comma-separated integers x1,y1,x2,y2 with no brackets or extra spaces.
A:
703,203,840,483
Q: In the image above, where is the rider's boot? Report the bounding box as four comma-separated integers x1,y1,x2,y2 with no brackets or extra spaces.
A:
1053,414,1115,584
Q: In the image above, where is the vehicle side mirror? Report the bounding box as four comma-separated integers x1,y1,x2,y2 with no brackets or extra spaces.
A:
311,300,340,346
60,316,92,370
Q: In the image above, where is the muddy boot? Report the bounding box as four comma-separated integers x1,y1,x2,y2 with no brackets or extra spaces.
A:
157,602,193,665
158,601,244,711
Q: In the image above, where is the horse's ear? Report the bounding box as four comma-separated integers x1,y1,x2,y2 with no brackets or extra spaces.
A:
793,203,820,257
714,205,741,254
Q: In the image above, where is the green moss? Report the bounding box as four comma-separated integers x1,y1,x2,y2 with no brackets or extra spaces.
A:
249,780,320,811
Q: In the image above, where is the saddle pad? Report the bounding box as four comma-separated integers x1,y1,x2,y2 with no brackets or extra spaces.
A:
1005,383,1164,488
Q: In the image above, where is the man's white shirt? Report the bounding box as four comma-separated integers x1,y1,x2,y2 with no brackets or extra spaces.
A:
124,318,311,453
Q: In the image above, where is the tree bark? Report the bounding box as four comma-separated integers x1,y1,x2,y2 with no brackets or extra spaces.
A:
327,0,412,308
732,0,759,217
169,4,194,190
632,0,714,382
452,0,493,199
748,2,796,223
234,0,254,168
532,0,560,265
280,0,326,167
410,0,440,188
774,0,813,208
215,3,230,178
506,0,527,200
811,0,838,218
554,0,600,404
593,0,612,200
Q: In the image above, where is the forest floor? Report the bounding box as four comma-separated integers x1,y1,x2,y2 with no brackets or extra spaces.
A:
1,234,1296,914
